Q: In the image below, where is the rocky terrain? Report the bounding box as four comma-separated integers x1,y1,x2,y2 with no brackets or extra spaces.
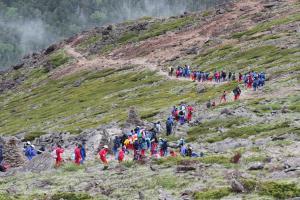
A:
0,0,299,199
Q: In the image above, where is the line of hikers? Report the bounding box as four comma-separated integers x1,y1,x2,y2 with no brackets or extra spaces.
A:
10,124,202,170
169,66,266,89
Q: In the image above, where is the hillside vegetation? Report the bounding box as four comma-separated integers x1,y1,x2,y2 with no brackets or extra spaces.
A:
0,0,299,199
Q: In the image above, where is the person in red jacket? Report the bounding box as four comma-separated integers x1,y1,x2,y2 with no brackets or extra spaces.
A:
118,147,125,163
55,145,64,168
186,105,194,122
220,91,227,103
99,145,109,169
74,144,82,165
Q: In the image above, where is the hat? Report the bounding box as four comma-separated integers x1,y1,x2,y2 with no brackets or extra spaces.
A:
26,141,31,145
103,145,108,149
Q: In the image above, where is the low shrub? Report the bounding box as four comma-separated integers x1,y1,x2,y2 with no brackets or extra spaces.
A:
193,188,231,200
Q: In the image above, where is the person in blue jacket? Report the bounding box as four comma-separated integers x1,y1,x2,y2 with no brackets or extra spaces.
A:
0,145,3,164
80,143,86,164
24,142,36,160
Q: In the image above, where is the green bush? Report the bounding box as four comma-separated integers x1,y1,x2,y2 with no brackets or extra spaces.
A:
241,179,258,192
62,163,85,172
122,160,135,168
49,50,69,68
199,155,230,165
194,188,231,200
51,192,92,200
259,181,300,199
23,131,47,141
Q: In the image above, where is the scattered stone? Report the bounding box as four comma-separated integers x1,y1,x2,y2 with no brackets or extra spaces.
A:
248,162,264,170
12,62,24,70
125,107,144,127
220,108,233,115
2,137,26,168
158,189,176,200
284,157,300,169
138,191,145,200
73,80,82,87
263,3,278,9
176,165,197,172
216,8,226,15
230,179,245,193
44,44,58,55
21,152,54,173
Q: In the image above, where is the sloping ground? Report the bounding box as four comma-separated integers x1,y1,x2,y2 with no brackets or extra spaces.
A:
0,0,300,199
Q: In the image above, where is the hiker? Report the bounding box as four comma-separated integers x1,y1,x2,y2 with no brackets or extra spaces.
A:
170,149,177,157
206,100,212,109
177,138,185,148
212,101,216,107
247,73,253,89
228,72,232,80
180,145,187,156
253,77,259,91
150,137,158,156
232,73,236,81
99,145,109,169
178,109,185,125
238,73,243,82
154,121,161,133
159,138,168,157
24,143,36,161
186,145,193,157
169,67,174,76
55,145,64,168
74,144,82,165
80,143,86,164
220,91,227,103
187,105,194,123
112,136,121,160
118,147,125,163
233,86,241,101
0,145,3,164
166,116,174,136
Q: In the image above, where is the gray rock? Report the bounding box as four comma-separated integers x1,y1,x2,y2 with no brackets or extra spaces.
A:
230,179,245,193
284,157,300,169
248,162,264,170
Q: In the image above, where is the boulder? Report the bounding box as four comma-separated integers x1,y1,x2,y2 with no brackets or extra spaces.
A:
125,107,144,127
21,152,54,173
230,179,245,193
2,137,26,168
248,162,264,170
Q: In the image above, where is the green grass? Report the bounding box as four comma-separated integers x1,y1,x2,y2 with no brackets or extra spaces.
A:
233,12,300,39
99,16,196,54
48,50,70,68
259,181,300,199
0,68,200,136
154,175,188,189
51,192,92,200
194,188,231,200
154,155,230,166
76,35,102,51
62,163,85,172
187,117,247,142
194,45,299,72
207,121,291,142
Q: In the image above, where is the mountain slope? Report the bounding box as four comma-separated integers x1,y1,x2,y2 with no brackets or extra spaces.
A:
0,0,299,199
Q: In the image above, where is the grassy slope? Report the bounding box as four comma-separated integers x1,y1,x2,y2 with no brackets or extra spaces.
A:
0,1,300,199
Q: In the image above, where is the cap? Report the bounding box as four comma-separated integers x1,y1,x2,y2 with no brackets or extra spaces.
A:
26,141,31,145
103,145,109,149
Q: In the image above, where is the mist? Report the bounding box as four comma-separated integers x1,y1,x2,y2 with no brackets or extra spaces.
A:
0,0,228,69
